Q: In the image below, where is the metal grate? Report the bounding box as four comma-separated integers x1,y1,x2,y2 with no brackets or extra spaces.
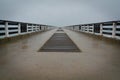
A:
39,33,81,52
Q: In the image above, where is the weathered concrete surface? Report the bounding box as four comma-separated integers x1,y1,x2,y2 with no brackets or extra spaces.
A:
0,29,120,80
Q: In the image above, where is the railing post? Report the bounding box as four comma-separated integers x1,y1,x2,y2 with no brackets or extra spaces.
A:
93,24,94,34
32,24,34,32
26,24,28,33
18,23,21,35
112,23,116,38
35,25,37,32
87,25,89,33
5,22,9,37
100,24,103,36
38,25,40,31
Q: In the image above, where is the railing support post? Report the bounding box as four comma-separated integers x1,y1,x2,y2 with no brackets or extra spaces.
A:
18,23,21,35
36,25,37,32
112,23,116,38
32,24,34,32
93,24,94,34
100,24,103,36
5,22,9,37
26,24,28,33
87,25,89,33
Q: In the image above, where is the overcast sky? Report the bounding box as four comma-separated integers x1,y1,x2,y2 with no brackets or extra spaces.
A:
0,0,120,26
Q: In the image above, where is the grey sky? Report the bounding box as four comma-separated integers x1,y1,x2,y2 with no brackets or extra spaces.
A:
0,0,120,26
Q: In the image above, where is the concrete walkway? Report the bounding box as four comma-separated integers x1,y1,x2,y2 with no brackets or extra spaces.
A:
0,29,120,80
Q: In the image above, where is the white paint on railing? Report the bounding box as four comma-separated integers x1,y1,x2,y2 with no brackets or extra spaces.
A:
103,34,112,38
0,30,5,33
18,23,21,35
9,33,19,37
0,36,5,38
5,22,9,37
8,25,18,28
116,26,120,28
102,30,112,33
0,24,5,38
8,29,18,32
103,26,113,28
112,23,116,38
115,31,120,34
0,25,5,27
100,24,103,35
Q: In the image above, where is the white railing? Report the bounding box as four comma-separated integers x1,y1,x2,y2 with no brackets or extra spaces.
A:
115,26,120,39
0,20,55,39
8,25,19,37
0,25,5,38
89,26,94,34
65,21,120,40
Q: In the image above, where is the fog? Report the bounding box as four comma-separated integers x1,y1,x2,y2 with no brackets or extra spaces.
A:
0,0,120,26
